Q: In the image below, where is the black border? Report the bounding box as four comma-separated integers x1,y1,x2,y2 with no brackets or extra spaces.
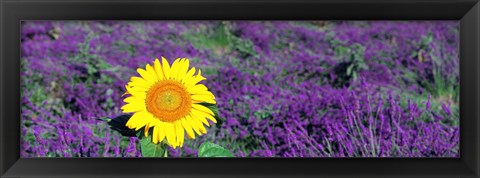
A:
1,0,479,177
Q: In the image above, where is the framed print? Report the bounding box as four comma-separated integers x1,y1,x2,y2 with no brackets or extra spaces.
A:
1,0,479,177
18,20,461,158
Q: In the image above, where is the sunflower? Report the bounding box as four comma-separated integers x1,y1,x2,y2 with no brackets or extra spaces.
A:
121,57,217,148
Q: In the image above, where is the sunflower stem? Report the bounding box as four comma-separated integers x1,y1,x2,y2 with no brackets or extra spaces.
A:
163,143,169,157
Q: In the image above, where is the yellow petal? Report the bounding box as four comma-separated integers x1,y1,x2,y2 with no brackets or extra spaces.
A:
175,121,185,147
153,58,165,80
130,76,151,89
182,67,197,85
125,111,147,129
145,64,159,81
157,122,166,143
144,123,151,137
176,58,190,82
186,67,196,78
188,83,207,92
197,121,207,134
181,117,195,139
205,113,217,124
125,86,146,99
127,81,148,89
143,120,159,136
121,103,144,113
174,59,185,82
187,84,215,97
186,115,203,136
137,67,156,84
190,113,207,134
191,109,210,127
170,58,181,80
186,70,206,87
192,94,216,104
164,122,177,148
123,96,144,105
192,104,214,115
126,85,148,93
181,58,190,74
162,57,171,79
152,125,159,144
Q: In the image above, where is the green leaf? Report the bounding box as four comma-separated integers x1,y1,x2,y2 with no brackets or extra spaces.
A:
106,89,114,96
97,117,111,122
421,33,434,45
140,135,167,157
198,142,234,157
99,114,138,137
346,65,353,76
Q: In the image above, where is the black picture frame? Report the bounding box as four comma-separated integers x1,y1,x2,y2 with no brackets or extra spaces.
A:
1,0,479,177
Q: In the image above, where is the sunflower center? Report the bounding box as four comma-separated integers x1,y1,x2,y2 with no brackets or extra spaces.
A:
145,80,191,122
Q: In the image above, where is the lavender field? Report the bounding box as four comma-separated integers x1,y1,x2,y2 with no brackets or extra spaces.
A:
21,21,459,157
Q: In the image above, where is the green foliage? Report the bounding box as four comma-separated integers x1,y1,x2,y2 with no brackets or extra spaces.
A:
30,85,48,104
423,65,457,99
198,142,234,157
140,135,168,157
101,114,138,137
327,33,369,87
70,33,117,85
406,34,458,110
345,44,369,81
398,92,459,126
184,21,257,58
420,33,434,48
